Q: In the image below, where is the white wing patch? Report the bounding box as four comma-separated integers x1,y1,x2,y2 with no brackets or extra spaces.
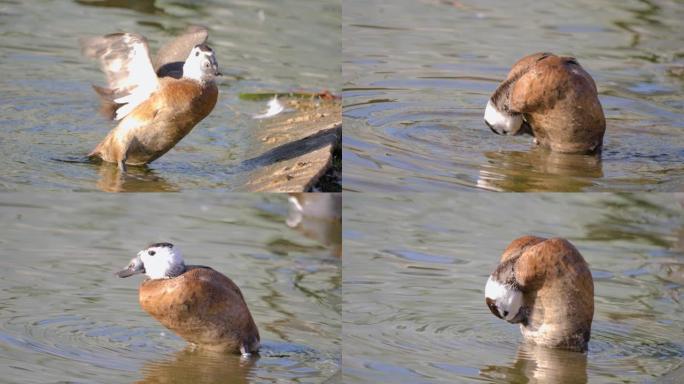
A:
111,36,158,119
81,33,159,120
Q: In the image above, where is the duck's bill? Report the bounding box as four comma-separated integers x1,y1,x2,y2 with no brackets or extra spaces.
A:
116,255,145,278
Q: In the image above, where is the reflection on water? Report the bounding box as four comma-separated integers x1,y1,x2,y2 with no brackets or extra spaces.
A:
0,193,340,382
478,150,603,192
75,0,164,15
342,193,684,383
480,343,588,384
343,0,684,192
0,0,340,191
287,193,343,257
94,163,179,192
137,348,255,384
138,342,339,383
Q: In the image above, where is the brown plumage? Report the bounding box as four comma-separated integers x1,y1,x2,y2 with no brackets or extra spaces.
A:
88,78,218,166
116,243,260,355
139,266,260,354
486,52,606,154
81,26,219,171
486,236,594,352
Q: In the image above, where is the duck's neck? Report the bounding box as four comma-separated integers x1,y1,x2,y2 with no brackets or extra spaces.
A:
181,69,215,84
166,262,187,278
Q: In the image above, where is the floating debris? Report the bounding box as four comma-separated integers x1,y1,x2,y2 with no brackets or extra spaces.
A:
253,96,285,119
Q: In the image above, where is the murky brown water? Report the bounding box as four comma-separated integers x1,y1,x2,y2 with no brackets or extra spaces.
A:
0,193,341,382
0,0,340,192
343,193,684,383
343,0,684,192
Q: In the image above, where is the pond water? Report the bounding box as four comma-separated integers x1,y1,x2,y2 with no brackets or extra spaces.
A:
0,193,341,383
343,0,684,192
0,0,340,192
343,193,684,383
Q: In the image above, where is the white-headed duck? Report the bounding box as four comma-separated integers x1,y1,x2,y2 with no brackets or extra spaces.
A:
81,26,219,171
117,242,260,355
485,236,594,352
484,53,605,154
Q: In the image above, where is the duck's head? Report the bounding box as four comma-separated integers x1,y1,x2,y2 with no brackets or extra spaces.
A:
484,98,525,136
484,236,544,324
485,268,525,324
484,236,595,352
484,52,552,137
182,44,220,82
117,242,186,280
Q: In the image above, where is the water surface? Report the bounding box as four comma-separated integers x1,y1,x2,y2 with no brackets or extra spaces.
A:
343,0,684,192
0,193,341,382
0,0,340,191
343,193,683,383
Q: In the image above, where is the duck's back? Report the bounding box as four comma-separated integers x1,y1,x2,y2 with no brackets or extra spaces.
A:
509,55,605,153
139,266,260,354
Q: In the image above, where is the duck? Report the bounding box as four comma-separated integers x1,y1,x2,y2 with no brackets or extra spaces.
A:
81,26,220,171
484,52,605,154
116,242,260,356
484,236,594,352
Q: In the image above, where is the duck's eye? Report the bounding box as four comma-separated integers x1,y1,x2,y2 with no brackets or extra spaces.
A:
195,51,200,57
148,250,156,256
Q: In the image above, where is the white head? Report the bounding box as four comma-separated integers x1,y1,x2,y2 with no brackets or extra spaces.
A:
484,99,524,135
182,44,220,82
116,242,186,280
485,275,523,322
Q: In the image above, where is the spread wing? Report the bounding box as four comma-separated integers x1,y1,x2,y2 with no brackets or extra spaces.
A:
81,32,159,120
154,25,208,78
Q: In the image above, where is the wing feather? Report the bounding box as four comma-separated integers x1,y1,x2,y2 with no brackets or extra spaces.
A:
81,32,159,120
